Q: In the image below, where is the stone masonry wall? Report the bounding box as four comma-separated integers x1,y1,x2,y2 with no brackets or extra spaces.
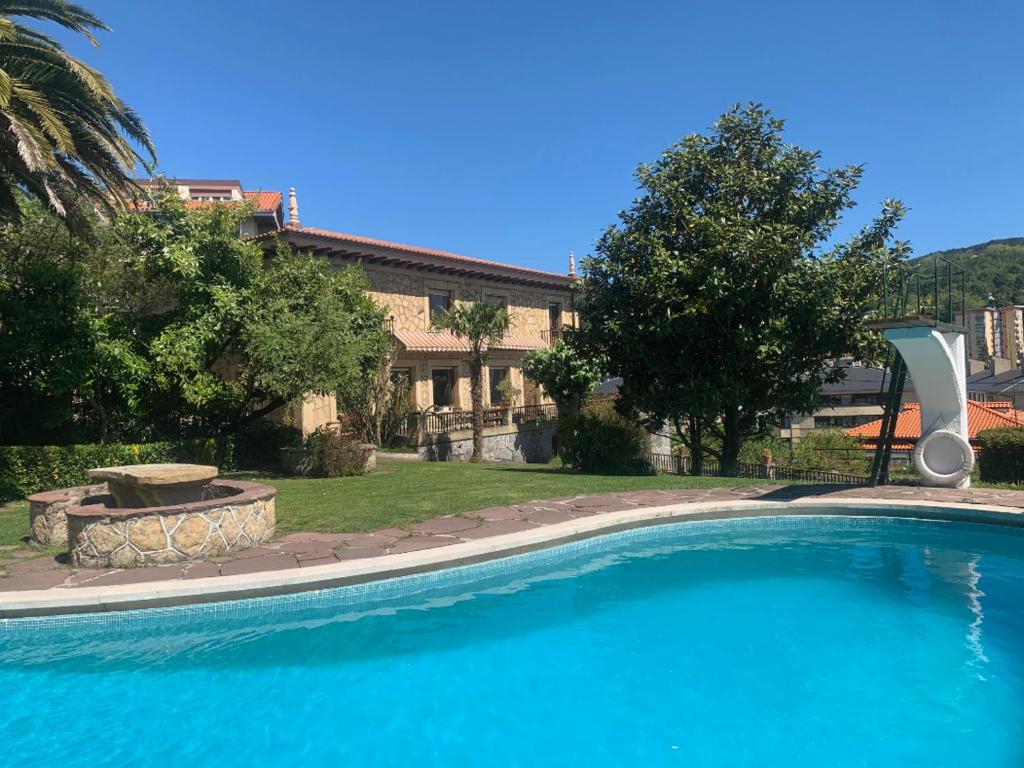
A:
419,423,556,463
60,479,276,568
364,266,574,335
28,484,107,547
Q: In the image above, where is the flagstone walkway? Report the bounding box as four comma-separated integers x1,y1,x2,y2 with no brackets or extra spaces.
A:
2,482,1023,593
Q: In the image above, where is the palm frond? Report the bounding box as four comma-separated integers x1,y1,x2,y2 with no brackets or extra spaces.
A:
0,0,156,231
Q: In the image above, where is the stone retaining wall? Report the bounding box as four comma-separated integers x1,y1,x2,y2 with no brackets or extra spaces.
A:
31,479,277,568
419,422,556,463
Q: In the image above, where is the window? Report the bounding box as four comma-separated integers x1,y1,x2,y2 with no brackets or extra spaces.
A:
431,368,453,407
489,367,509,405
852,393,882,406
548,302,562,332
485,294,507,309
429,291,451,321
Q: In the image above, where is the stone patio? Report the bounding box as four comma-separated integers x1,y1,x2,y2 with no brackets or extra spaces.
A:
3,482,1024,592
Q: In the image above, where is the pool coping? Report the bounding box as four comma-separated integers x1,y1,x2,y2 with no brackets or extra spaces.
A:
2,496,1022,618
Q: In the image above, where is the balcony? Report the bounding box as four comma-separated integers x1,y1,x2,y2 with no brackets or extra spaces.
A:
396,404,558,439
540,328,562,347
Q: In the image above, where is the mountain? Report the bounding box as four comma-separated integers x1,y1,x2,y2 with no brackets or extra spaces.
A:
906,238,1024,308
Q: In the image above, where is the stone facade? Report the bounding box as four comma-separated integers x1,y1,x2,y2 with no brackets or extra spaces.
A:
366,264,575,413
31,479,277,568
419,422,556,463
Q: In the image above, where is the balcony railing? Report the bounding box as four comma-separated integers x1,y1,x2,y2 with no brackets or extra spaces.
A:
400,404,559,437
539,328,562,347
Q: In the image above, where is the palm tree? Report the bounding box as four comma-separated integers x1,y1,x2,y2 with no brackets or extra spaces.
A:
0,1,156,228
433,300,512,461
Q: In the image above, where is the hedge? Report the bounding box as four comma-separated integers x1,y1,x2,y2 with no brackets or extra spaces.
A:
0,423,300,502
976,427,1024,484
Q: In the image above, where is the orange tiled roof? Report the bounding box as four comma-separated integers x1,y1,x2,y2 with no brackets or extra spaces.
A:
131,190,282,214
270,226,574,284
242,190,282,212
846,400,1024,449
393,329,546,353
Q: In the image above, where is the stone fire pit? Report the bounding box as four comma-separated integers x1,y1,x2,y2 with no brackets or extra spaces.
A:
28,464,276,568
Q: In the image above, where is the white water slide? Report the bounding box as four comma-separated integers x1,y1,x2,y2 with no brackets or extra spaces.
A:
884,326,973,487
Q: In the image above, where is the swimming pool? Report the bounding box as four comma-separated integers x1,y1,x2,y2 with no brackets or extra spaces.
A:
2,514,1023,766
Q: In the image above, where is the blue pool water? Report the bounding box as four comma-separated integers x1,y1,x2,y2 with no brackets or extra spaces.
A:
2,515,1024,766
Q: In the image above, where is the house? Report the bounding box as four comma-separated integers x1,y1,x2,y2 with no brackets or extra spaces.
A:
134,178,284,236
966,364,1024,406
844,400,1024,451
779,360,918,443
267,189,577,434
132,179,577,443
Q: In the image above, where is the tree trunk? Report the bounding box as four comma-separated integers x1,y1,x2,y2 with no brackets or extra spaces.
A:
720,403,741,476
688,413,704,476
470,354,484,462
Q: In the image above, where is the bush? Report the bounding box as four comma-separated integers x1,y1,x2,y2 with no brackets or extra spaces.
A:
792,429,869,474
0,421,310,501
560,398,655,476
738,435,793,465
233,421,301,469
303,430,371,478
976,427,1024,484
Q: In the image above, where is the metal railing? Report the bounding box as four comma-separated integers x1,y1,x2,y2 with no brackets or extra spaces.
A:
399,404,559,437
650,453,870,486
511,403,558,424
879,255,966,330
540,328,562,347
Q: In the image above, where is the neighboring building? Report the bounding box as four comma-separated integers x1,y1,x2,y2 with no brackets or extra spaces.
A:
964,305,1024,367
966,366,1024,406
135,178,283,236
270,191,576,423
779,360,917,443
845,400,1024,452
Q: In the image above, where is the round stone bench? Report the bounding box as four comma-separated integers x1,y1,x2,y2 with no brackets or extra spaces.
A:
30,479,276,568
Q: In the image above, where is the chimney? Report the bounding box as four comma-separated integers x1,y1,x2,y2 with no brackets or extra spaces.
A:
287,186,300,229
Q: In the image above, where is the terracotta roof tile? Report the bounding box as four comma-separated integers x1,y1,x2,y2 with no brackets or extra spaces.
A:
242,190,282,212
846,400,1024,448
268,226,574,284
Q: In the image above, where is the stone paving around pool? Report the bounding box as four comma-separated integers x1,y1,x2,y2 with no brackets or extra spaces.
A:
4,482,1024,592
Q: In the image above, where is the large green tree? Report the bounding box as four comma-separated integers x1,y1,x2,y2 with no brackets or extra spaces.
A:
0,1,155,229
578,104,908,475
432,301,511,461
0,190,389,442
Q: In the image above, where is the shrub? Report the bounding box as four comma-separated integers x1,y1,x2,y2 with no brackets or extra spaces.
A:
303,430,371,478
560,398,655,475
233,421,301,469
0,430,299,502
738,435,793,465
976,427,1024,484
792,429,869,474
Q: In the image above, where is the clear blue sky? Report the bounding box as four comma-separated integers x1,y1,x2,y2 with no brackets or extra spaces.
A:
55,0,1024,273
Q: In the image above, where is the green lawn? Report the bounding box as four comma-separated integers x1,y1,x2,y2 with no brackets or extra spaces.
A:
0,500,28,549
0,460,775,547
254,460,770,535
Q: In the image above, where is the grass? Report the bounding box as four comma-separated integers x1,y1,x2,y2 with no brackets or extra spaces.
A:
250,460,772,535
0,460,777,547
0,500,28,548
